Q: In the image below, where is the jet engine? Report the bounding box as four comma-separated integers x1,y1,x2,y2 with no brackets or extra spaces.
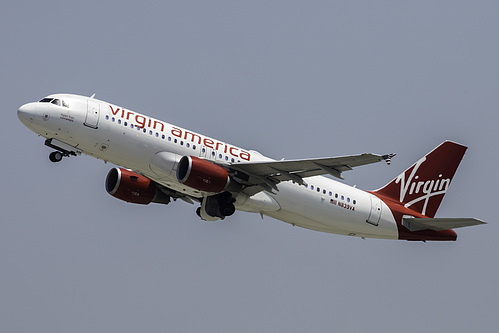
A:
177,156,230,193
105,168,170,205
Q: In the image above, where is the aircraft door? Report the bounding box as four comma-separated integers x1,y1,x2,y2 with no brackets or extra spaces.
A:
367,196,382,226
85,100,100,129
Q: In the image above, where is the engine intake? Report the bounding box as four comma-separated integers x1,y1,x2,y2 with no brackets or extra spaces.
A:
177,156,230,193
105,168,170,205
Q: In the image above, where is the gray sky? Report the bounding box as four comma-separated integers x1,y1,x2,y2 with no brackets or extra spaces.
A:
1,1,498,332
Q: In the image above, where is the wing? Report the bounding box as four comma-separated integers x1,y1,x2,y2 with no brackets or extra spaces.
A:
229,153,395,194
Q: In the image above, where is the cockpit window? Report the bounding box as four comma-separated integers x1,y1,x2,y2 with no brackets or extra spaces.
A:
39,97,69,108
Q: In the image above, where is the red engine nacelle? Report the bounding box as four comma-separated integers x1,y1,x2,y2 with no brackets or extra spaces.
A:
106,168,159,205
177,156,230,193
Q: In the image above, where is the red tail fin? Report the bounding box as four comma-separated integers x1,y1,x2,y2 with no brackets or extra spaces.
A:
373,141,467,217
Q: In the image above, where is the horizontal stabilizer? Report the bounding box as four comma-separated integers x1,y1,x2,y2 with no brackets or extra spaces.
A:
402,217,486,232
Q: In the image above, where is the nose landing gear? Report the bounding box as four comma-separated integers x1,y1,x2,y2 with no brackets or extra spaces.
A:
49,151,64,163
45,138,82,163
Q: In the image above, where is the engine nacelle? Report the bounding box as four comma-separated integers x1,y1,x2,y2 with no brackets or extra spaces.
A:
105,168,170,205
177,156,230,193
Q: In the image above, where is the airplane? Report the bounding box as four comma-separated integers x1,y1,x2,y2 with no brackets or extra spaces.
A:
17,93,485,241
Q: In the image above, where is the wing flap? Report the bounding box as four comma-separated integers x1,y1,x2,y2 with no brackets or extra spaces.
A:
402,217,486,231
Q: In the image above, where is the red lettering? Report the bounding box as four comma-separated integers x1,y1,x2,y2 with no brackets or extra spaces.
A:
109,105,121,116
107,108,251,161
172,127,182,138
152,120,164,132
229,147,239,157
204,138,214,149
135,115,146,128
184,131,202,144
240,151,250,161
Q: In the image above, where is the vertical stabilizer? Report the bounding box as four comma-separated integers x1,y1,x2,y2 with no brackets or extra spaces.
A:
372,141,467,217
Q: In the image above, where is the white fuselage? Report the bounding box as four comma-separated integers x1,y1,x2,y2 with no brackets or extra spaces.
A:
18,94,398,240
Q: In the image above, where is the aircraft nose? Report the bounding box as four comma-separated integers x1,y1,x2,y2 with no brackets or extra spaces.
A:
17,103,36,126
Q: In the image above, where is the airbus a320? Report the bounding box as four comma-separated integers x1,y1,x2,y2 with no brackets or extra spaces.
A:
18,94,485,241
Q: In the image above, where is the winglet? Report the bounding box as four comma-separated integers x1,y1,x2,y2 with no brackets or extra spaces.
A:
382,153,396,165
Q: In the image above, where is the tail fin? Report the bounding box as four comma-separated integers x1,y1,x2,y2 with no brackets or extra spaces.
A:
373,141,467,217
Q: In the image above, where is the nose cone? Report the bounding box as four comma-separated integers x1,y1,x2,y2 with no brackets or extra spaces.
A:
17,103,36,127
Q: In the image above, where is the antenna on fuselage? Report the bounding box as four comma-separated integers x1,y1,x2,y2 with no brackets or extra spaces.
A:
90,93,96,99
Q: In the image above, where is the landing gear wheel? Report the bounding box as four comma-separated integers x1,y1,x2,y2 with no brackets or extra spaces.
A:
49,151,63,163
